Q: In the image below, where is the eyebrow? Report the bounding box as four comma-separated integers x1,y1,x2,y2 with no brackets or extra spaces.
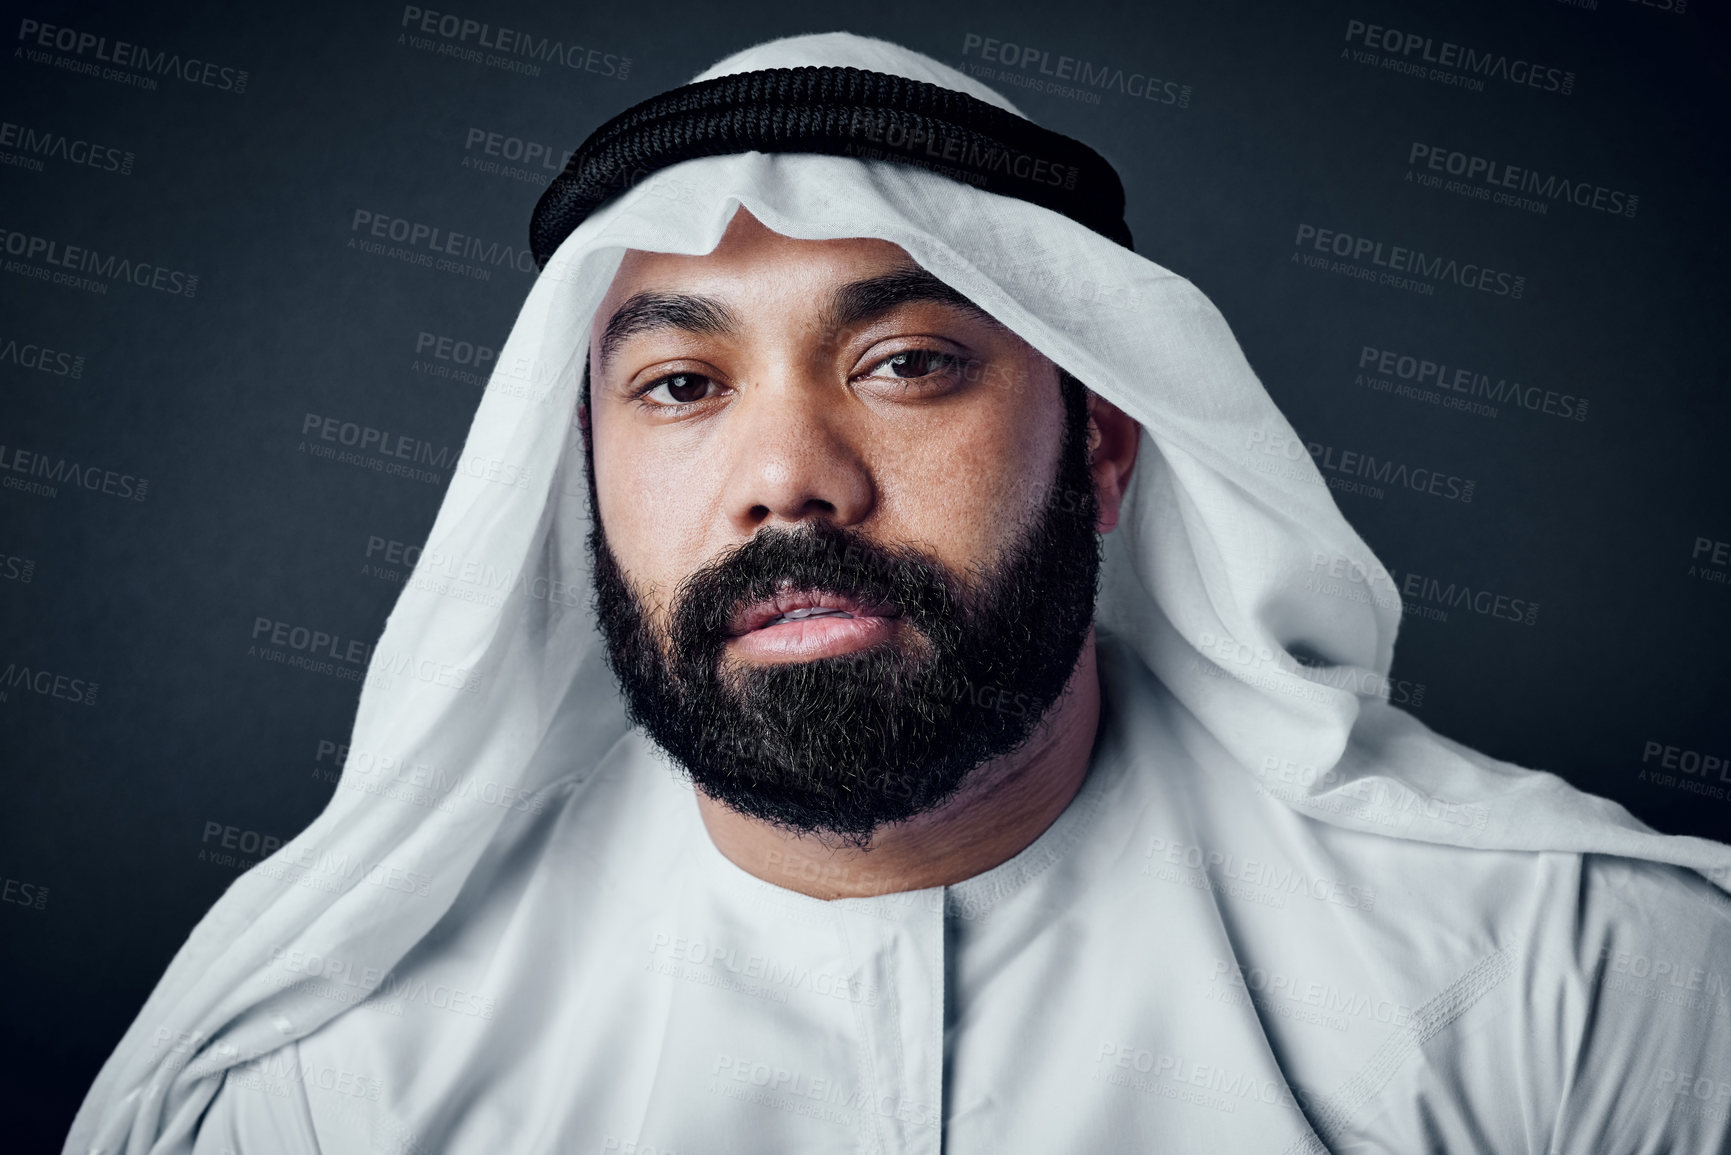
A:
819,264,999,340
595,263,998,374
598,291,738,373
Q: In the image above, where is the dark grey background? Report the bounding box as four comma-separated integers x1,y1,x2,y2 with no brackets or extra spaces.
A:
2,0,1726,1148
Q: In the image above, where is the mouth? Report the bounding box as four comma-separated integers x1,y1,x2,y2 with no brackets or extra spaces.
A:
728,588,901,637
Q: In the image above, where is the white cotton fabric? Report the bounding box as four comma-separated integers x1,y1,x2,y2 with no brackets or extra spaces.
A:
180,638,1731,1154
69,31,1731,1155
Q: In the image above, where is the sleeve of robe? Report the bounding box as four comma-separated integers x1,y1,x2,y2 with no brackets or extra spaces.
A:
1348,854,1731,1153
190,1040,324,1155
1546,856,1731,1155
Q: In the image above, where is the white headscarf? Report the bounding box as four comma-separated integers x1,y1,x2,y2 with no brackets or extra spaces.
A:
68,31,1731,1155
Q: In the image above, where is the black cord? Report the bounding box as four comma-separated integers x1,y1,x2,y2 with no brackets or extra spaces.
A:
530,65,1133,267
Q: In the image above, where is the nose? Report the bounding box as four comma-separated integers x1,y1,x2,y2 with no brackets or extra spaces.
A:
718,377,876,535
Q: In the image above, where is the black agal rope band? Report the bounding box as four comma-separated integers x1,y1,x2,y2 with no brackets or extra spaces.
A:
529,65,1133,268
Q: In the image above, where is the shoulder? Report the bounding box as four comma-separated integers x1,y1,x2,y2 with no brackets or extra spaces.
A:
1571,852,1731,980
229,728,701,1149
192,1042,324,1155
1545,855,1731,1154
1263,831,1731,1153
1319,841,1731,1153
1096,633,1731,1149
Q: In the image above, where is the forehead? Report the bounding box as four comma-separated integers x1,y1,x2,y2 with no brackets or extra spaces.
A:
592,212,914,333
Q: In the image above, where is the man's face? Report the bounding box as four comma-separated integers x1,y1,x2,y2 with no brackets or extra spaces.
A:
584,209,1104,843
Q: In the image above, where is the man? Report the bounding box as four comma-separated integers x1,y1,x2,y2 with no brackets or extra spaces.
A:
71,32,1731,1155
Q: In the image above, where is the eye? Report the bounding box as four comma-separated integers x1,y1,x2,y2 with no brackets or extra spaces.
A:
862,349,962,382
638,372,722,406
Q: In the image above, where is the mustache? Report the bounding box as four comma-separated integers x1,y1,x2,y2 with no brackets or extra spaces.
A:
666,519,967,655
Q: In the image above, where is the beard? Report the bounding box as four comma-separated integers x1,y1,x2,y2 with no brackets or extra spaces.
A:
585,372,1103,845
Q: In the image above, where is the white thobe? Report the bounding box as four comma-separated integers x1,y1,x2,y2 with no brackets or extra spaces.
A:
192,634,1731,1153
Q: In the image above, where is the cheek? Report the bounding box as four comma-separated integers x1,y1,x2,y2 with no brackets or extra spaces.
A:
591,413,718,608
873,388,1065,572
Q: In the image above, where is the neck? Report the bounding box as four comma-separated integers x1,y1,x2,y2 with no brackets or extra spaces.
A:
694,628,1103,900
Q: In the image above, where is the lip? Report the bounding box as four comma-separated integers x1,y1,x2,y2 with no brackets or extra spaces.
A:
727,587,902,637
727,614,899,662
